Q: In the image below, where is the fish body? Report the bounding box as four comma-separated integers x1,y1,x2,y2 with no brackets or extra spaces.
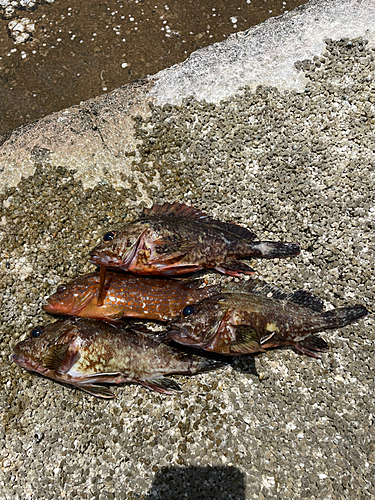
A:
89,202,300,277
167,282,369,357
43,271,219,322
12,318,226,398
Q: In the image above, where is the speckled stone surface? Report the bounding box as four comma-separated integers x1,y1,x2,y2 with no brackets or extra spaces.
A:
1,1,375,499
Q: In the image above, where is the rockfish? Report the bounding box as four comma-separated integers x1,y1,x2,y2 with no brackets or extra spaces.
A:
167,282,369,357
89,202,300,277
43,271,219,322
12,318,226,398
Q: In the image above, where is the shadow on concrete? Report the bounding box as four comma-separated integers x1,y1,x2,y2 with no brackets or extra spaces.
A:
146,465,246,500
230,354,258,376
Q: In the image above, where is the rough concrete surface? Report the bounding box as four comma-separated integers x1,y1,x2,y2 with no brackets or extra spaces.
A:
0,0,374,499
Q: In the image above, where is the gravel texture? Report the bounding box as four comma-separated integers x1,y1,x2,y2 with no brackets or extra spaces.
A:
1,9,375,500
0,0,54,21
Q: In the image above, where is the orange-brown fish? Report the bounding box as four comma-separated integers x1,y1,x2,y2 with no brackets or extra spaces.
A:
12,318,227,398
89,202,300,277
43,271,219,322
167,282,369,357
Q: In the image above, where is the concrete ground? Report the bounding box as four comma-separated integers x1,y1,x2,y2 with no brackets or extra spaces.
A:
0,0,374,498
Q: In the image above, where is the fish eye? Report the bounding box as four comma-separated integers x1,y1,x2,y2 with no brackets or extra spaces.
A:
103,231,116,242
56,284,67,293
182,305,197,317
31,326,44,338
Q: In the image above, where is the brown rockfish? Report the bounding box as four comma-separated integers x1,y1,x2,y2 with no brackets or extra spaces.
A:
43,271,219,322
89,202,300,277
166,282,369,357
12,318,226,398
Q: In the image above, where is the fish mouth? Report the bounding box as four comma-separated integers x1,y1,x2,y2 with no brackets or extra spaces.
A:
90,230,146,270
42,298,89,316
11,353,47,374
90,249,118,267
90,249,132,271
42,302,62,314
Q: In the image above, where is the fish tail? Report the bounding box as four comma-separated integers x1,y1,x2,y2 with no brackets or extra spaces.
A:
189,356,228,375
322,305,369,328
246,241,300,259
291,305,369,357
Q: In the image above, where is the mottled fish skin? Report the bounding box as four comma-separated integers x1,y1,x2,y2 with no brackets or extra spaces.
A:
43,271,219,322
89,202,300,277
166,283,369,357
12,318,226,398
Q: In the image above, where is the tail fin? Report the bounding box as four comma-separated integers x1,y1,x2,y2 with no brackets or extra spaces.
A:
247,241,300,259
322,305,369,328
189,356,229,375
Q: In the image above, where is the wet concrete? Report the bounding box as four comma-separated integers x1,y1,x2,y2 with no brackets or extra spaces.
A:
0,0,307,135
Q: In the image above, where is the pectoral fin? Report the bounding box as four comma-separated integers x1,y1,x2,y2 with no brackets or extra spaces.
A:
286,290,324,312
98,306,124,321
141,377,182,394
43,343,71,371
229,325,263,355
151,237,196,263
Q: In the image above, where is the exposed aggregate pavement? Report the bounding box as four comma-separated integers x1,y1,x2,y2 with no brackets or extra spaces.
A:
0,34,374,500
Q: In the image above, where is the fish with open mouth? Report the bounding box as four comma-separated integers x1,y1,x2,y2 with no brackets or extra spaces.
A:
43,271,219,322
12,318,227,398
166,281,369,357
89,202,300,278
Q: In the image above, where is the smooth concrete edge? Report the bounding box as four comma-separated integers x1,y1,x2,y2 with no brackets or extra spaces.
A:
1,0,375,192
151,0,375,105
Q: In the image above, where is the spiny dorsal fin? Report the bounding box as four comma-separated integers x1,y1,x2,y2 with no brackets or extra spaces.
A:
286,290,324,312
208,221,257,240
225,280,323,313
250,283,324,311
224,279,288,300
142,202,256,239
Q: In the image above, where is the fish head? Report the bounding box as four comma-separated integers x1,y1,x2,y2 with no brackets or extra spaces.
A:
167,295,229,349
12,320,80,376
89,223,147,270
43,274,98,316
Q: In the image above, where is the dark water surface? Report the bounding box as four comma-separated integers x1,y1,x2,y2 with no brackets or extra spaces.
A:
0,0,308,135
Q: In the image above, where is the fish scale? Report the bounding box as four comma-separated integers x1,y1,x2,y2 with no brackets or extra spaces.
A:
167,286,369,357
43,271,219,322
89,202,301,277
12,318,227,398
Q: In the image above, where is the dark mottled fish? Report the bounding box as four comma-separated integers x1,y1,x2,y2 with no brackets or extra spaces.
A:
167,281,369,357
12,318,226,398
43,271,219,322
89,202,300,277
